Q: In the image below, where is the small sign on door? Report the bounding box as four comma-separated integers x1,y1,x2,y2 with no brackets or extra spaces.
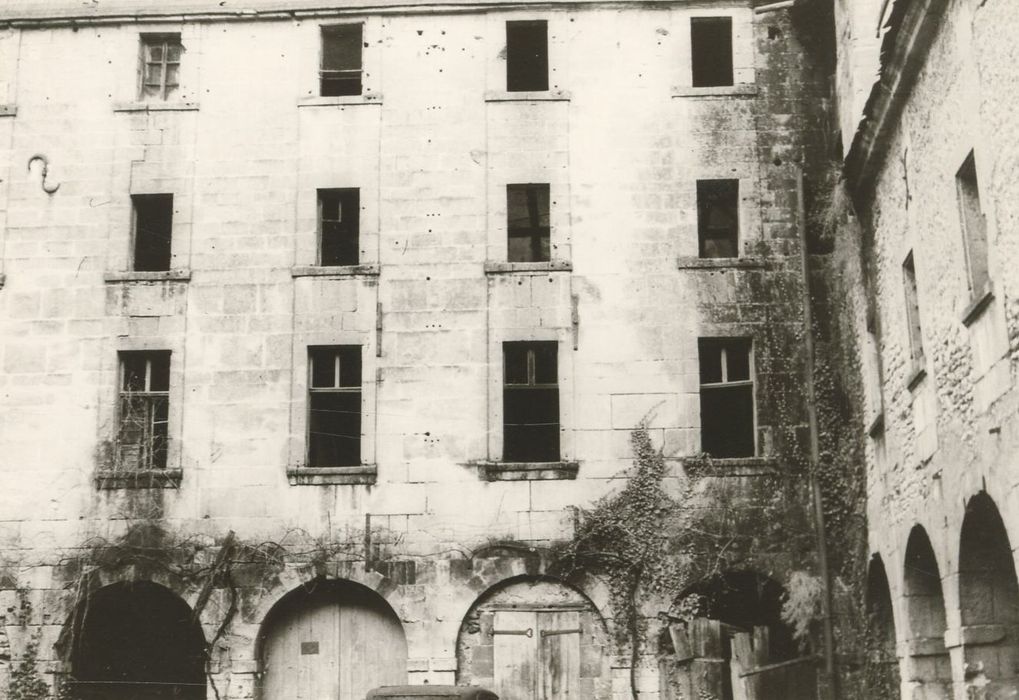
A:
300,641,320,655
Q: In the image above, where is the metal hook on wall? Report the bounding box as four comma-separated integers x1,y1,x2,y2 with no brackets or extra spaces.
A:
27,154,60,194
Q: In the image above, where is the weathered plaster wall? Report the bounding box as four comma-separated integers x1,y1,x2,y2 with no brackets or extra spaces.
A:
0,3,829,697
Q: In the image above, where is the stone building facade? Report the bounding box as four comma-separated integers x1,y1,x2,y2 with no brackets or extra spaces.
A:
829,0,1019,697
0,1,833,698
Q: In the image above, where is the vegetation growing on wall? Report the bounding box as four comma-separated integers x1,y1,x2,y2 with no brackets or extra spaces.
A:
551,425,820,700
807,163,884,697
551,426,681,699
46,519,403,700
8,638,48,700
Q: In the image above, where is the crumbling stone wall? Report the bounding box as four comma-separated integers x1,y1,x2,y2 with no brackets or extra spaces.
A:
822,0,1019,696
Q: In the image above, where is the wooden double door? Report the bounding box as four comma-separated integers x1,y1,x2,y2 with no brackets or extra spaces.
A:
492,610,582,700
261,591,407,700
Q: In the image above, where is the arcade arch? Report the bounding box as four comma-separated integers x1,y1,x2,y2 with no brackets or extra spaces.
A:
257,578,407,700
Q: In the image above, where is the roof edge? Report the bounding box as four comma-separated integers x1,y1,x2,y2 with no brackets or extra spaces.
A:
0,0,757,27
843,0,951,202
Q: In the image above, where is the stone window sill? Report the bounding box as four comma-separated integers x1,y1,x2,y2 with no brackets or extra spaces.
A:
291,264,380,278
0,105,15,118
95,469,182,489
960,281,994,327
114,102,200,113
287,465,378,485
484,261,572,274
906,363,927,392
485,90,571,103
676,256,768,271
476,461,579,481
671,84,758,99
681,456,778,477
298,94,383,107
104,270,191,283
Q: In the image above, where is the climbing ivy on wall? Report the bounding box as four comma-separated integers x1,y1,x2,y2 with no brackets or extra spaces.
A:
551,425,681,699
49,520,400,700
806,162,884,697
551,424,819,700
8,638,48,700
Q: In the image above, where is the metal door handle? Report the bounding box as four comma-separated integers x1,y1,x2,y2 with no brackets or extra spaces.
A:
493,628,534,637
541,628,581,637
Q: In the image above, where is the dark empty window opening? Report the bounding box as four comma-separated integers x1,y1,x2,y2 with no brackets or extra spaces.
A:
321,24,363,97
140,34,182,101
507,184,551,262
318,189,360,266
697,179,739,258
506,20,549,92
118,351,171,471
902,252,925,363
691,17,734,88
504,341,559,462
132,193,174,271
956,151,989,294
699,338,754,458
309,346,362,467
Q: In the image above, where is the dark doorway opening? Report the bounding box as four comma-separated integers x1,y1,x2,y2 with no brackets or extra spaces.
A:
959,493,1019,695
70,581,207,700
865,555,901,698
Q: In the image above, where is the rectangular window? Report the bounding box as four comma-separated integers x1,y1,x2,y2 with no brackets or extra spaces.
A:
697,179,739,258
690,17,734,88
140,34,182,101
698,338,754,458
132,194,174,272
506,20,549,92
902,252,925,363
507,184,551,263
308,346,362,467
956,151,989,294
503,341,559,462
118,351,171,470
318,189,360,266
321,24,363,97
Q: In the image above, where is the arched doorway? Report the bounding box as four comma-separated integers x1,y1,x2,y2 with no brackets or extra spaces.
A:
258,578,407,700
456,576,611,700
865,555,901,698
70,581,207,700
903,525,951,698
671,571,797,700
959,492,1019,696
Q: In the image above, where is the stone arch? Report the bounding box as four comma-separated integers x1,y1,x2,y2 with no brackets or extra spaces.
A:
865,554,901,698
69,580,207,700
670,570,796,700
903,525,951,698
456,575,611,699
249,565,401,625
675,570,796,659
256,577,407,700
958,491,1019,695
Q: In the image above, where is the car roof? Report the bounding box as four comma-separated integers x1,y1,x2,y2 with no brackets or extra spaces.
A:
366,686,498,700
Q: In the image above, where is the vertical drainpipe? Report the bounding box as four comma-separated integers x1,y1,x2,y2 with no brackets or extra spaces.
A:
795,165,839,700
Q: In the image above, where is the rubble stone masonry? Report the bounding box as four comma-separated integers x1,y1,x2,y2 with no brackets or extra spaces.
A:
828,0,1019,697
